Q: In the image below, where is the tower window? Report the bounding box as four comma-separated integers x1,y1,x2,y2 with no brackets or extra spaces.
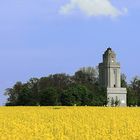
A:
114,69,117,88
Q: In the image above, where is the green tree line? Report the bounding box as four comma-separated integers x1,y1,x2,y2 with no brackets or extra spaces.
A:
4,67,140,106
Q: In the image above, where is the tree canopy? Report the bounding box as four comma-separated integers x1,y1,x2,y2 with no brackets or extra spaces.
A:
4,67,140,106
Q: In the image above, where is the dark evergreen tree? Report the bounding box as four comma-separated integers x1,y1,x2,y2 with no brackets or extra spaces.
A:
61,84,91,106
40,87,58,106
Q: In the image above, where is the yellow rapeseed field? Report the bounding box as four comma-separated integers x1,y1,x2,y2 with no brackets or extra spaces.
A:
0,107,140,140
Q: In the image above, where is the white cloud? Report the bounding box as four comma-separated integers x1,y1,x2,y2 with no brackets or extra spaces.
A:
59,0,127,17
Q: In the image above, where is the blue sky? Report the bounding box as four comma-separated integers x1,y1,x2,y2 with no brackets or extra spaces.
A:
0,0,140,105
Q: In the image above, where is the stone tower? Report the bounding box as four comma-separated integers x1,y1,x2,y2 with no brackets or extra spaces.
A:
99,48,127,106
